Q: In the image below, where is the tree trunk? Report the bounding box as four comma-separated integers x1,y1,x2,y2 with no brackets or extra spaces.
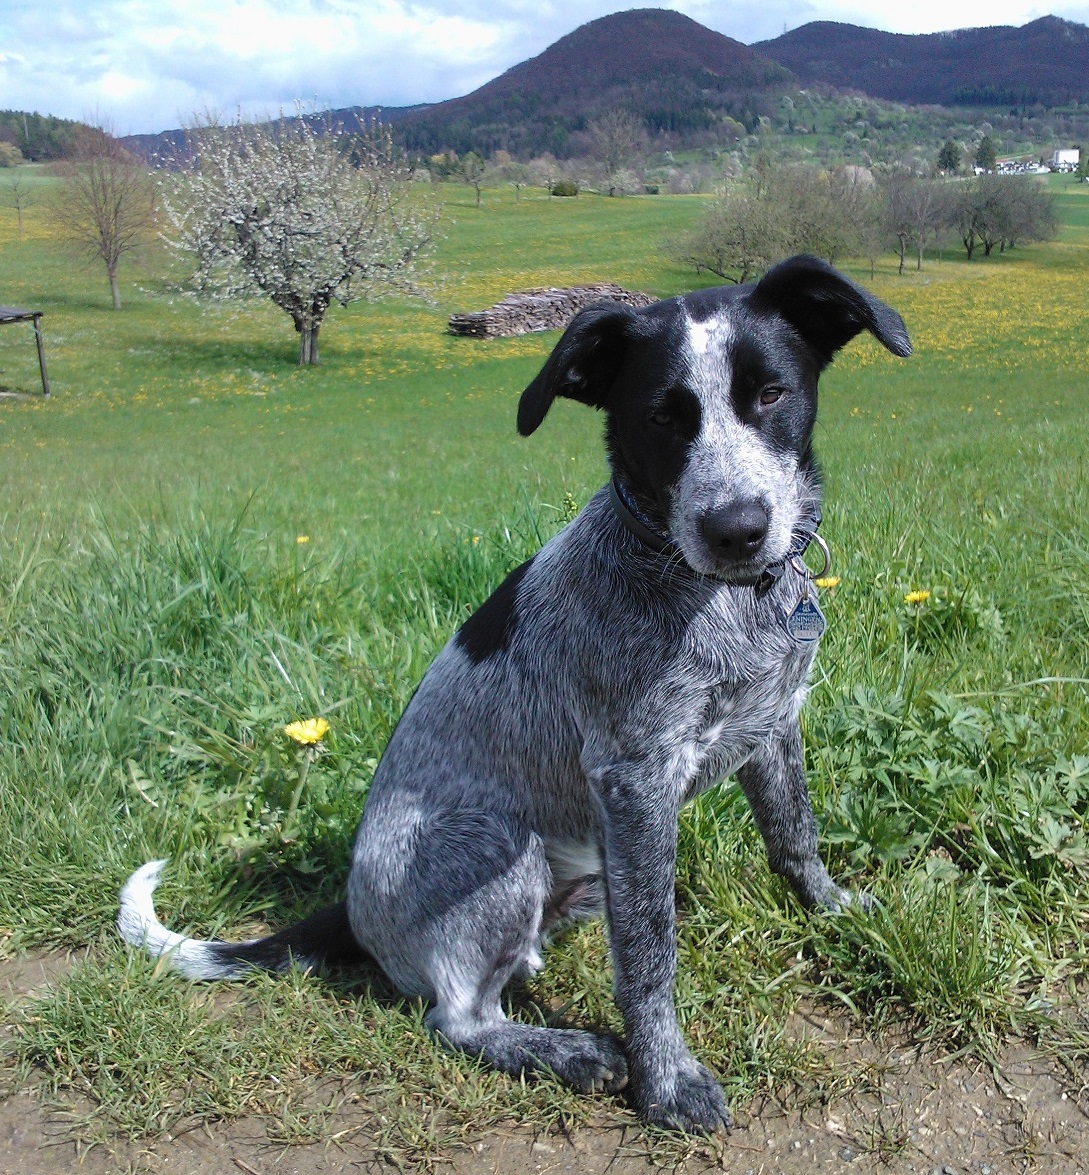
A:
109,268,121,310
298,322,321,365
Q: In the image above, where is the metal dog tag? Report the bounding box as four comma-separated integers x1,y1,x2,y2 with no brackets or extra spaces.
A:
786,596,826,644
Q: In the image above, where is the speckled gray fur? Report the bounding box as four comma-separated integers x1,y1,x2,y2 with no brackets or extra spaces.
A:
118,255,911,1134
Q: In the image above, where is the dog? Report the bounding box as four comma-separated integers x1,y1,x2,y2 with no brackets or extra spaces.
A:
119,254,910,1133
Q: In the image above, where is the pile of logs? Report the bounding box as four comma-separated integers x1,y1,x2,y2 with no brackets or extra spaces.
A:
448,284,657,339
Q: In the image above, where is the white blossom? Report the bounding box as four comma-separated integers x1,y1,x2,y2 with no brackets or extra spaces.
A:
160,109,437,364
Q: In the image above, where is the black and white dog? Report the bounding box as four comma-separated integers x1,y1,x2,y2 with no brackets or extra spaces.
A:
119,255,910,1133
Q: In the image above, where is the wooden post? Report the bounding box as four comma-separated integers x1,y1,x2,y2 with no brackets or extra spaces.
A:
32,313,50,397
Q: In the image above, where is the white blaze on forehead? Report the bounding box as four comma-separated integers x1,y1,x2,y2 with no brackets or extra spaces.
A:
686,313,733,359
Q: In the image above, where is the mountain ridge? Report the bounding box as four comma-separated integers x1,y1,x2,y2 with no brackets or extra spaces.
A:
118,9,1089,162
756,15,1089,107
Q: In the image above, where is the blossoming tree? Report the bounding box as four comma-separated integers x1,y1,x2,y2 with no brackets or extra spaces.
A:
162,112,436,365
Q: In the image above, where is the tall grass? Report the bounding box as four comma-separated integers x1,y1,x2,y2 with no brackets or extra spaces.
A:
2,176,1089,1155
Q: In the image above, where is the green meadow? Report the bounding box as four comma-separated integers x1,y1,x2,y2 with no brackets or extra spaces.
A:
2,176,1089,1159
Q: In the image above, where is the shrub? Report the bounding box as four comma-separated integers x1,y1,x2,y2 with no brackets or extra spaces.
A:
550,180,578,197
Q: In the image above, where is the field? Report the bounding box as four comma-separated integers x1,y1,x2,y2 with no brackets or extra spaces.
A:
2,174,1089,1170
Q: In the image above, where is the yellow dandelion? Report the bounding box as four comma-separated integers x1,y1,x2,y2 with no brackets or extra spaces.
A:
903,590,931,605
296,535,310,544
284,717,329,745
815,576,841,589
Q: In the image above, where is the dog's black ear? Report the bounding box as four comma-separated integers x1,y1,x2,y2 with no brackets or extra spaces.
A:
518,303,638,436
750,254,911,364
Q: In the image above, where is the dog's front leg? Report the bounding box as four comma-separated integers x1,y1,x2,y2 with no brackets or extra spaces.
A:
590,758,731,1133
736,721,850,909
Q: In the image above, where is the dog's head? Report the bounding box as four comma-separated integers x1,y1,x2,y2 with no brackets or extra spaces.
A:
519,255,911,584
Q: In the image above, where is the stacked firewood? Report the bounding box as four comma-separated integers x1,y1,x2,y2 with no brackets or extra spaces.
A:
448,284,657,338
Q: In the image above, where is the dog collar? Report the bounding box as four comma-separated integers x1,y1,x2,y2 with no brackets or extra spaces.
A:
608,478,676,555
608,478,823,598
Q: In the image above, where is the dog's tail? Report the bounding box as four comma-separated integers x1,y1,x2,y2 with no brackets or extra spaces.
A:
117,860,366,980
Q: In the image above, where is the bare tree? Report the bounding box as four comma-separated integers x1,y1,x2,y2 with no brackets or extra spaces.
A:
162,111,437,365
4,174,34,239
946,176,1055,260
880,169,949,272
997,177,1057,250
881,168,916,274
53,128,157,309
586,109,648,197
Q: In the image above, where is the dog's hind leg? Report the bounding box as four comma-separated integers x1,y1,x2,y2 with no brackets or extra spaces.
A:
354,806,627,1094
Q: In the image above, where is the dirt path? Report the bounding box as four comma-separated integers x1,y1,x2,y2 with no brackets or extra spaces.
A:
3,953,1089,1175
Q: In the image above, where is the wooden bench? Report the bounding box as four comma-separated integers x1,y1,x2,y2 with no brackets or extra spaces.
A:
0,306,50,396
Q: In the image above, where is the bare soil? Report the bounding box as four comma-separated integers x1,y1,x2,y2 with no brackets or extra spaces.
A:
3,953,1089,1175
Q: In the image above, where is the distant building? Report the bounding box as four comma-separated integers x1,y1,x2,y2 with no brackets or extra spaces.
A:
996,157,1049,175
1052,148,1080,170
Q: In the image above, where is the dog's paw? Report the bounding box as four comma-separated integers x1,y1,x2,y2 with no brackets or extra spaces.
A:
547,1031,628,1094
636,1062,732,1134
822,885,875,914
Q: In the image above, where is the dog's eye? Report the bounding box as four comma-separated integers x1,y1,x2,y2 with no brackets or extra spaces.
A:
759,387,787,406
648,410,673,428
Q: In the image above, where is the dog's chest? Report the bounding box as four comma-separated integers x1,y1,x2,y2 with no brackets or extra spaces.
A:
671,590,816,793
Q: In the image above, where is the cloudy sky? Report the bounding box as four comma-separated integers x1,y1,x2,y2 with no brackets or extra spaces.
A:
2,0,1088,136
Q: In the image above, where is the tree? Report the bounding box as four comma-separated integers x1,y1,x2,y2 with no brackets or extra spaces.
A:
946,176,1056,259
881,170,950,272
0,142,23,167
974,134,998,173
950,179,985,259
936,140,961,174
668,162,882,284
667,182,787,283
880,168,916,274
586,109,648,197
162,111,437,366
493,156,532,200
52,128,158,310
460,151,486,207
4,174,34,239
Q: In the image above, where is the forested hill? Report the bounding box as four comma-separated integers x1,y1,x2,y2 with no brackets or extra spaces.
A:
386,8,792,157
0,110,92,161
756,15,1089,108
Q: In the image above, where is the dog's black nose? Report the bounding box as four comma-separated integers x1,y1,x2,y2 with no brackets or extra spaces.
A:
700,502,768,561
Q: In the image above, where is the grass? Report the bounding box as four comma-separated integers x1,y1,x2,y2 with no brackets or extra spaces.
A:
2,173,1089,1160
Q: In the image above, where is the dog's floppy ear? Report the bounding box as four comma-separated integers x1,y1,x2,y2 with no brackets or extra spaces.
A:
750,254,912,364
518,303,638,436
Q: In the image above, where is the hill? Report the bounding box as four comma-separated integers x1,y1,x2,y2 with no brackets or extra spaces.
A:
756,15,1089,108
389,8,792,157
0,110,97,161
